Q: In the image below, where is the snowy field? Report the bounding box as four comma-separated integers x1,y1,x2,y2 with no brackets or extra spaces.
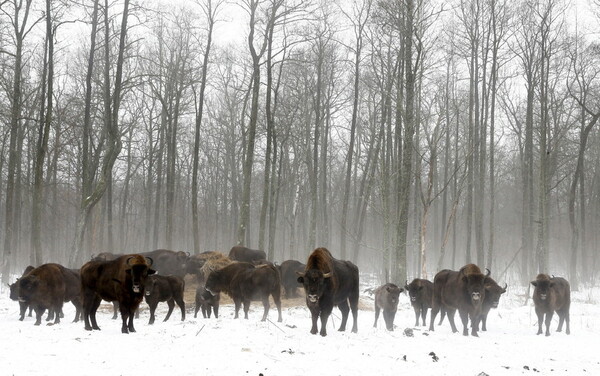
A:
1,277,599,376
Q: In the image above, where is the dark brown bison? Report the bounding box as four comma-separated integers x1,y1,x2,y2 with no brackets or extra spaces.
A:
429,264,487,337
478,276,507,331
194,286,220,319
140,249,190,277
80,254,156,333
279,260,306,298
405,278,434,327
205,262,282,322
17,264,68,326
296,247,359,336
143,275,185,325
531,274,570,336
228,246,267,263
9,265,35,320
373,283,403,331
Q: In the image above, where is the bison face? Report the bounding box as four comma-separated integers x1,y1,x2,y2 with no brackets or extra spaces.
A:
407,285,424,302
485,281,507,308
463,274,485,305
386,286,402,307
126,265,156,294
144,277,157,296
9,281,20,301
17,276,40,302
296,269,331,304
531,280,552,301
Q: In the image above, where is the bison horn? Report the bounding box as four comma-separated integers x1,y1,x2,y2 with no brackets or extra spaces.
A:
323,272,332,278
485,268,491,277
145,257,154,266
503,283,508,290
126,256,135,266
295,271,305,277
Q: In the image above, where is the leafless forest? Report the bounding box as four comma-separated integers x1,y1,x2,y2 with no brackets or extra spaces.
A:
0,0,599,289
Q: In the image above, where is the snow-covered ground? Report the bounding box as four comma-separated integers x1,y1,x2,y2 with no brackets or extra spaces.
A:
1,279,599,376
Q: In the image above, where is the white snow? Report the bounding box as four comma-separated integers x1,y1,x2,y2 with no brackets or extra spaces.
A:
1,280,599,376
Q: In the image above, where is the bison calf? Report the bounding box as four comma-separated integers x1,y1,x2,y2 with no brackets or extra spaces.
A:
17,264,68,326
531,274,570,336
405,278,434,327
144,275,186,325
373,283,403,331
194,286,219,319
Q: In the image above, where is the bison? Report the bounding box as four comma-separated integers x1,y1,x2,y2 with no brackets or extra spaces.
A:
373,283,403,331
531,274,570,336
17,264,69,326
185,251,225,280
205,262,282,322
228,246,267,263
9,265,35,320
80,254,155,333
144,275,186,325
194,285,220,319
429,264,487,337
140,249,189,277
296,247,359,336
279,260,306,298
405,278,434,327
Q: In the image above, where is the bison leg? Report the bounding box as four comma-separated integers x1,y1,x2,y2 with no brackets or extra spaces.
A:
72,298,82,323
383,310,395,331
194,301,200,318
28,305,33,317
120,310,130,334
243,298,251,320
175,296,186,322
458,310,470,336
202,304,209,318
112,301,119,320
446,309,459,333
438,309,446,325
309,306,320,335
127,308,136,333
233,298,241,319
34,307,44,326
213,303,219,319
320,305,334,337
260,296,270,322
421,307,428,326
470,313,481,337
544,311,553,337
429,303,440,331
164,299,175,322
337,300,350,332
271,288,283,323
559,309,570,335
535,307,544,335
374,305,381,328
480,312,488,332
148,301,158,325
46,309,54,322
19,302,28,321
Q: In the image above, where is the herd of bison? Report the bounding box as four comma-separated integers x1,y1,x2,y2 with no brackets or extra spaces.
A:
6,246,571,337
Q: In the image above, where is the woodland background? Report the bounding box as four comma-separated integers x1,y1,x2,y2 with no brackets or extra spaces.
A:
0,0,599,289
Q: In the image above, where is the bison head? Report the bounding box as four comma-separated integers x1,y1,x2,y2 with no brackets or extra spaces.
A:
204,270,223,296
296,269,331,305
144,276,158,296
126,256,156,294
531,278,553,301
484,279,507,308
9,280,20,301
462,273,485,305
17,275,40,303
406,280,425,303
385,285,403,307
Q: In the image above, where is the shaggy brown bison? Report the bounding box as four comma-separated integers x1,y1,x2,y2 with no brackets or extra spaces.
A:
373,283,403,331
531,274,570,336
296,247,359,336
17,264,69,326
80,254,155,333
405,278,434,327
194,285,220,319
279,260,306,298
429,264,487,337
144,275,186,325
9,265,35,320
228,246,267,263
205,262,282,322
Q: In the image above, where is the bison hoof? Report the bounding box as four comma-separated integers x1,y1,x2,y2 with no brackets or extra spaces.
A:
545,332,550,337
320,331,327,337
310,329,318,335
